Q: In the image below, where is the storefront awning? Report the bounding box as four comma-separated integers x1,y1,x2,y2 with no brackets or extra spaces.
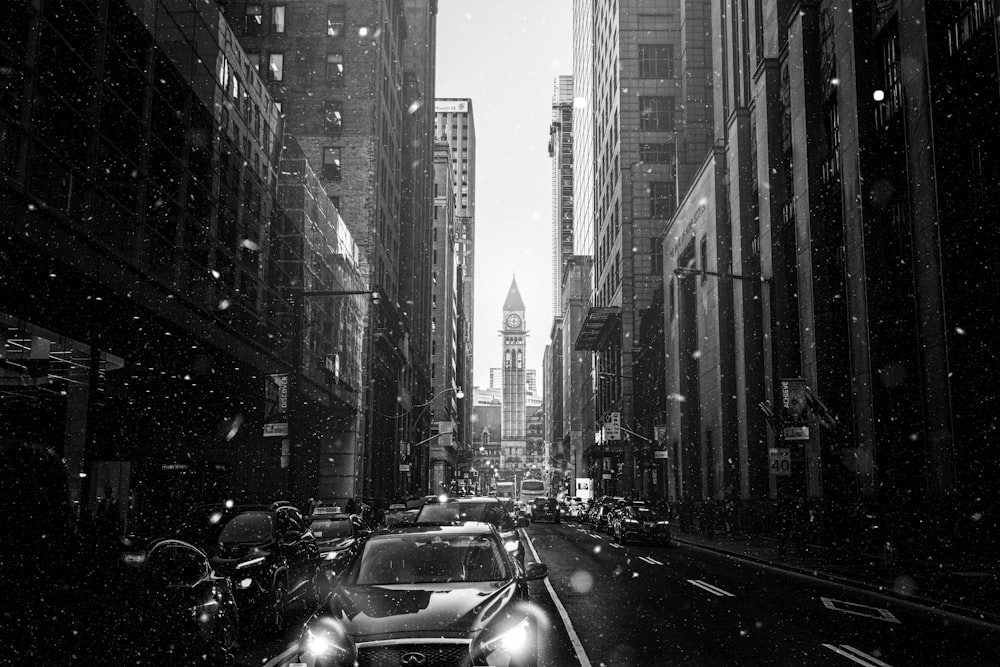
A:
574,306,620,351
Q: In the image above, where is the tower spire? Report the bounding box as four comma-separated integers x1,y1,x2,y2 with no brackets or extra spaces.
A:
503,276,525,311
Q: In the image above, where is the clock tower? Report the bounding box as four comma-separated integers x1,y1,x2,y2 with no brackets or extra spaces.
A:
501,278,527,470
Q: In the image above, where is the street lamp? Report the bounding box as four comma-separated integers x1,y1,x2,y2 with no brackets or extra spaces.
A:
405,385,464,495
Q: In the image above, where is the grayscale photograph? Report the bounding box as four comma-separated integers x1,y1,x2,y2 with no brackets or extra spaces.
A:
2,0,1000,665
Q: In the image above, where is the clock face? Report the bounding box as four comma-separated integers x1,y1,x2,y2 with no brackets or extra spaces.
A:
505,314,522,329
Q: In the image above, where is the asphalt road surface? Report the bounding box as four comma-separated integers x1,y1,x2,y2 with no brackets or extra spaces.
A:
235,520,1000,666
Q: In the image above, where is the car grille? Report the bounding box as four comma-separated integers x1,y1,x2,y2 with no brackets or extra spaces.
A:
357,643,471,667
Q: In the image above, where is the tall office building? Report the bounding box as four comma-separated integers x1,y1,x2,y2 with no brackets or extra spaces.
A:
550,75,575,315
427,140,462,492
222,1,437,502
434,98,476,461
573,0,706,495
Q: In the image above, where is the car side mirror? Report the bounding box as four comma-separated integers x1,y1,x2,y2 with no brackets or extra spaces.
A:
522,563,547,581
517,517,530,528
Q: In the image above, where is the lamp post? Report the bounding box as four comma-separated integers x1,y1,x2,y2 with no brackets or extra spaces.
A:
404,385,464,495
288,287,377,506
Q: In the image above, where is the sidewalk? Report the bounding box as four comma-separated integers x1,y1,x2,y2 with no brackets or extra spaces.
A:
673,529,1000,624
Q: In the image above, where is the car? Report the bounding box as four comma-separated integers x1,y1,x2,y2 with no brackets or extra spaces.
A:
290,523,547,667
117,537,240,663
308,512,372,594
415,495,528,567
180,503,321,633
613,506,672,545
531,497,561,523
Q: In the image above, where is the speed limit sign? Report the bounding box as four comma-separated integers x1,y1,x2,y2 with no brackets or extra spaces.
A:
768,448,791,476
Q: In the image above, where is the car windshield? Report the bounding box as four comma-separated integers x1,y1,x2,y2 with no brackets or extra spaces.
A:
218,512,274,545
352,534,508,584
309,519,351,538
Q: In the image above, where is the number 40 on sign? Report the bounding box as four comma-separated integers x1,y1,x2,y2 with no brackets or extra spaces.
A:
768,448,791,476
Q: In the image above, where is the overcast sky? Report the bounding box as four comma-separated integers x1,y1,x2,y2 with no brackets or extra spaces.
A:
435,0,573,393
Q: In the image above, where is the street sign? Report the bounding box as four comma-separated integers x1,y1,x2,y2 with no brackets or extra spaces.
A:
398,464,411,472
653,450,670,459
603,411,621,440
602,473,612,480
768,448,791,476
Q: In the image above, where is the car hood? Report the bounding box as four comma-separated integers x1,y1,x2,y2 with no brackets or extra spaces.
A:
326,581,517,639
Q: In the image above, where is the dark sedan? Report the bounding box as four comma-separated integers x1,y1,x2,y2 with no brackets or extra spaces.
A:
118,537,240,663
309,512,372,593
531,497,561,523
612,506,672,545
291,523,547,667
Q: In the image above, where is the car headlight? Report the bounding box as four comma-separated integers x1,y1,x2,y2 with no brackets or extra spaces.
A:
302,618,355,662
504,539,520,553
238,577,254,589
481,617,533,655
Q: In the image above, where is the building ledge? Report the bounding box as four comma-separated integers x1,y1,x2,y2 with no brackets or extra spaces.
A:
574,306,620,351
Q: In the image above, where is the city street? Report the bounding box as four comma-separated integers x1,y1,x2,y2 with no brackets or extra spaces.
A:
236,519,1000,666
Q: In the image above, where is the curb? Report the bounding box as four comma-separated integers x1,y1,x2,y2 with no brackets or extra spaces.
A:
673,535,1000,627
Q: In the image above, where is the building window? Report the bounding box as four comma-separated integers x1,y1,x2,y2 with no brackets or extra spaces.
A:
651,236,663,275
327,6,346,37
322,147,342,180
640,143,674,164
244,4,263,35
324,101,343,135
649,182,676,219
638,44,674,78
699,236,709,282
326,54,344,87
639,96,674,131
267,53,284,82
270,6,286,34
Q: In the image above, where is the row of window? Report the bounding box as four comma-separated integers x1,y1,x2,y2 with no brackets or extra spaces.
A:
244,4,348,37
245,51,344,86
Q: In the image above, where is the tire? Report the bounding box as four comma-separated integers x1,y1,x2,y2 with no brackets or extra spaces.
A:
213,612,239,664
263,577,287,635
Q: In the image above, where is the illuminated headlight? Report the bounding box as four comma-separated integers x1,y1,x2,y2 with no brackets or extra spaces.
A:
624,519,639,525
238,577,253,589
323,550,343,561
301,618,354,661
504,540,519,553
236,556,266,570
481,618,532,655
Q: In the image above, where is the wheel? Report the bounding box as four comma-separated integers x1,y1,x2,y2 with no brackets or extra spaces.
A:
263,577,287,635
212,612,239,664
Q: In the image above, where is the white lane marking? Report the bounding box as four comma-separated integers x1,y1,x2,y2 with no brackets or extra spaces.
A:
522,529,593,667
609,542,624,549
262,645,299,667
687,579,735,597
637,556,660,565
821,597,900,624
822,643,893,667
589,533,605,540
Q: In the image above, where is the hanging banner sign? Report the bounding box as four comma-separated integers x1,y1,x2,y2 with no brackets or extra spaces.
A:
264,373,289,437
780,378,810,441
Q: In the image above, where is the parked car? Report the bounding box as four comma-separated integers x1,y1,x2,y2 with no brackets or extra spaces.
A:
531,497,561,523
415,495,527,567
613,505,672,545
308,512,372,594
290,522,547,667
180,503,321,632
118,537,240,663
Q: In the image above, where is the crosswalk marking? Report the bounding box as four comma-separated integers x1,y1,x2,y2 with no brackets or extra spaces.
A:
820,597,900,624
637,555,663,565
687,579,735,597
609,542,624,549
822,643,893,667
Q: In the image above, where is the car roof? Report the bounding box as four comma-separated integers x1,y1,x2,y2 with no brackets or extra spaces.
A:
423,496,501,504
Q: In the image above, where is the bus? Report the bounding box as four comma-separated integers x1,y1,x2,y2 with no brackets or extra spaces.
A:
519,478,547,504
